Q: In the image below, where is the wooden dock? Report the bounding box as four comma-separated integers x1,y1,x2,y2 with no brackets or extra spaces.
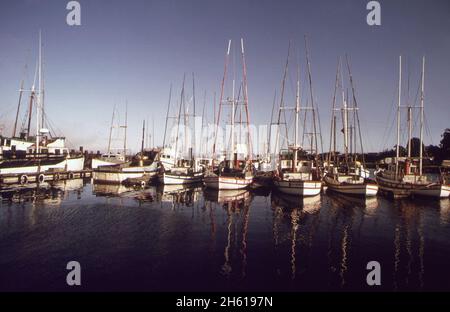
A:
0,169,92,186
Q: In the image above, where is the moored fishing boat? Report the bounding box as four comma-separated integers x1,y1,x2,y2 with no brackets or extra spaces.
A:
91,105,128,169
375,56,449,198
0,32,85,186
272,42,322,197
93,151,159,185
162,165,204,185
323,57,378,197
273,158,322,196
324,174,378,196
160,74,204,185
205,39,254,190
204,161,253,190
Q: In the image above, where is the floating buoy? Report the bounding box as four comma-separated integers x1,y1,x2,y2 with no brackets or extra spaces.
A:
140,181,146,188
19,174,28,185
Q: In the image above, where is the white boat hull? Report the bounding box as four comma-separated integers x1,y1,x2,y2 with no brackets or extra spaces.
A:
376,174,450,198
93,164,158,184
412,184,450,198
204,174,253,190
161,171,204,185
324,176,378,196
273,179,322,196
91,158,124,169
0,156,85,175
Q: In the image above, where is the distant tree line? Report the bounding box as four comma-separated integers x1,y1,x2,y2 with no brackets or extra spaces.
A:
371,128,450,164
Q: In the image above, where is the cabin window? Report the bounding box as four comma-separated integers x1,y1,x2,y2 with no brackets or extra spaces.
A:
6,139,11,146
55,149,60,155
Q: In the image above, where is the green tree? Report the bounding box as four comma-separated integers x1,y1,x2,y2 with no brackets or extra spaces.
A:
440,128,450,159
425,144,441,163
406,137,425,157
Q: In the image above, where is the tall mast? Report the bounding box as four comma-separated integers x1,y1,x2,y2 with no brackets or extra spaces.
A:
213,91,216,153
27,63,38,139
345,54,365,166
231,76,235,165
201,90,207,157
123,102,128,157
174,74,186,165
267,89,277,158
407,58,412,158
276,42,291,154
141,120,145,155
145,117,149,148
342,85,349,160
12,79,25,137
419,56,425,176
328,61,340,171
107,104,116,154
333,115,337,166
240,38,252,162
36,30,42,155
183,77,187,156
293,63,300,172
339,57,348,162
212,40,231,163
26,88,34,140
353,94,357,160
395,56,402,179
305,36,320,166
407,106,412,158
162,84,172,148
192,72,196,160
41,63,45,128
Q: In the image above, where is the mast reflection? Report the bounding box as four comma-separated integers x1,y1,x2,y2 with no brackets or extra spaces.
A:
270,190,321,280
203,189,252,279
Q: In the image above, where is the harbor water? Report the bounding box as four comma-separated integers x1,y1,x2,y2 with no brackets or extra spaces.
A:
0,179,449,291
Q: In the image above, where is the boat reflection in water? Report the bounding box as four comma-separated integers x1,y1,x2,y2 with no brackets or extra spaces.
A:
159,183,202,207
1,179,449,291
203,189,252,205
92,182,136,197
271,190,321,214
0,178,87,204
389,199,426,290
439,198,450,225
325,192,365,288
326,189,379,215
270,191,321,281
203,189,252,280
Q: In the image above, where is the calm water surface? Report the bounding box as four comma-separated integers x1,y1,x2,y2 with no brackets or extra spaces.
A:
1,179,449,291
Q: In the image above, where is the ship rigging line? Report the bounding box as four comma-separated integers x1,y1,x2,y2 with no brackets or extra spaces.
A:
380,87,397,152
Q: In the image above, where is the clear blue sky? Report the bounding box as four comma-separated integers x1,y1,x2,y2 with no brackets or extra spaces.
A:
0,0,449,153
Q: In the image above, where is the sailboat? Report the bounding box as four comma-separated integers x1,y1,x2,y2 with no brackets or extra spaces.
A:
160,74,204,185
204,39,254,190
159,84,178,171
375,56,450,198
91,105,127,169
323,57,378,197
92,116,160,186
0,31,84,186
272,42,322,196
